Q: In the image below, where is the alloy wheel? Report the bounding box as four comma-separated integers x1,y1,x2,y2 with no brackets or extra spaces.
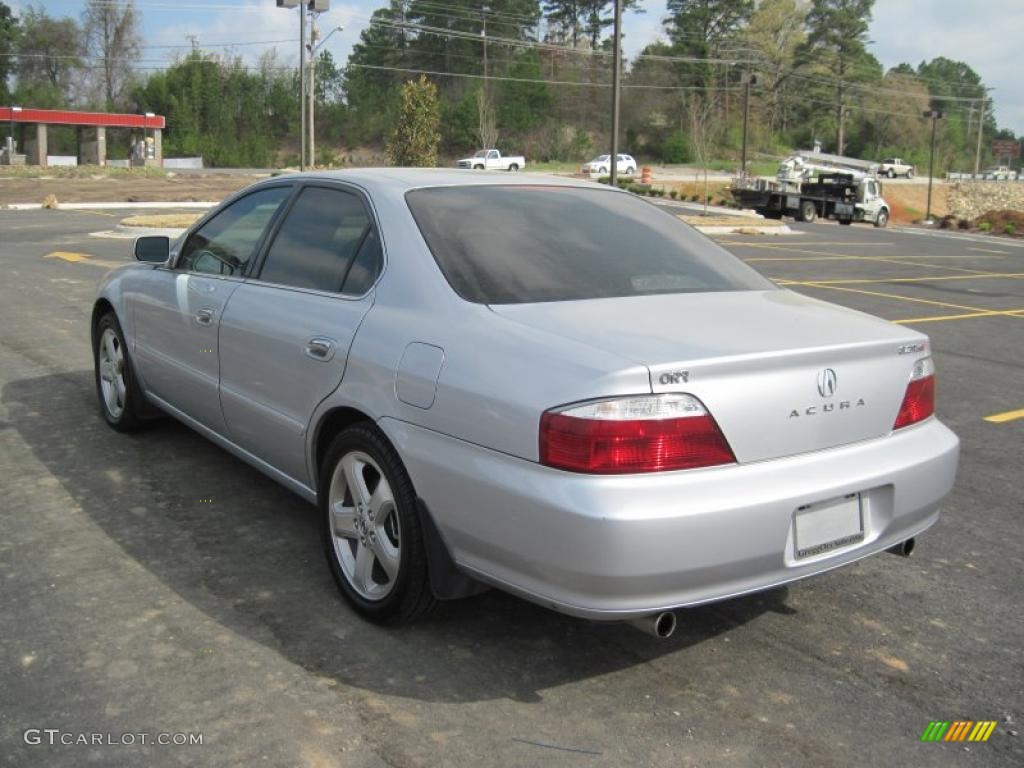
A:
97,327,127,419
328,451,401,601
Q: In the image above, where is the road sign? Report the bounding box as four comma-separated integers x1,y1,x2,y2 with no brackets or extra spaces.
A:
991,139,1021,159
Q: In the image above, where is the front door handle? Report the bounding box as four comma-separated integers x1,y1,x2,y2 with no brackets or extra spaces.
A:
305,337,336,362
195,308,215,326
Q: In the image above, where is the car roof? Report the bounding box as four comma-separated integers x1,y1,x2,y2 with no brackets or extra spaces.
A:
285,167,610,194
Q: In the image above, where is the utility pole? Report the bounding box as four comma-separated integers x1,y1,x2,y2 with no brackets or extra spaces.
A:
300,5,307,170
277,0,306,170
609,0,622,186
974,97,985,178
740,73,756,175
481,6,489,96
923,109,944,223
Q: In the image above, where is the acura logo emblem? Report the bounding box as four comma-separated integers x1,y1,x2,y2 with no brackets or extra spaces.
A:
817,368,838,398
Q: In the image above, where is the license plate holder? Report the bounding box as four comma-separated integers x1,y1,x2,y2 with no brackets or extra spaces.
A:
794,493,864,559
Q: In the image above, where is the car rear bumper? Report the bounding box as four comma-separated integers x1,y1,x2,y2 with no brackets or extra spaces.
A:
381,417,959,620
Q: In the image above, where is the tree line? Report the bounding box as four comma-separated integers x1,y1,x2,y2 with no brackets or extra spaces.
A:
0,0,1017,171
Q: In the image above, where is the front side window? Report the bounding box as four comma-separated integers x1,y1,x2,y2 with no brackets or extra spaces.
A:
258,186,379,293
406,186,774,304
179,186,291,276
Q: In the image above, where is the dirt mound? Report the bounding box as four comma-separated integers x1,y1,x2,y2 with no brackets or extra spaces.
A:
973,209,1024,236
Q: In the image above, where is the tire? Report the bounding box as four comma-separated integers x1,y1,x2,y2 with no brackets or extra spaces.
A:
508,163,519,172
839,218,852,225
93,311,147,432
763,209,784,220
798,200,817,223
887,169,895,178
874,208,889,228
906,169,914,179
626,167,636,176
320,424,437,625
599,166,607,175
473,164,484,170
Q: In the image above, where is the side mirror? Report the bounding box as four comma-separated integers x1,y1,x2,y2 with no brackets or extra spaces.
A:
134,235,170,263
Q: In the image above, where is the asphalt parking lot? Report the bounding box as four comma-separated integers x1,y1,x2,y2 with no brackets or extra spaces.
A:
1,208,1021,767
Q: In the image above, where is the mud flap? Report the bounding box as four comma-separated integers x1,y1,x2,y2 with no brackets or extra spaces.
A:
416,498,489,601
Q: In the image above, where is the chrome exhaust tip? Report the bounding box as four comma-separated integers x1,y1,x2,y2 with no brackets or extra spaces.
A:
626,611,677,639
887,538,915,557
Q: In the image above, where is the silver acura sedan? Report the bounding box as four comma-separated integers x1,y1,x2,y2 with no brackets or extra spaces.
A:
92,169,959,634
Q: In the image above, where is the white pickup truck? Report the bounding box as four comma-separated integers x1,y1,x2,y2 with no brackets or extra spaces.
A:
457,149,526,171
879,158,915,178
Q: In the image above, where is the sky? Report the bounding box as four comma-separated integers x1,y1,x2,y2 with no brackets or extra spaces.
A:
14,0,1024,134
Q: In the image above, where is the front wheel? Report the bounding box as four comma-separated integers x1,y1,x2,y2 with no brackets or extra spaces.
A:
473,164,484,170
93,312,146,432
320,425,436,624
626,167,636,175
839,218,852,225
798,200,817,223
887,169,896,178
599,166,607,175
874,209,889,228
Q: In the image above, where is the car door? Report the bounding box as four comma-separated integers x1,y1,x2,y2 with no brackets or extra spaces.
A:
131,185,293,432
218,183,383,485
486,149,500,170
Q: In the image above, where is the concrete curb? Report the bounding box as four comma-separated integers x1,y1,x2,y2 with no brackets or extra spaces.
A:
4,201,217,211
694,224,797,236
90,224,188,240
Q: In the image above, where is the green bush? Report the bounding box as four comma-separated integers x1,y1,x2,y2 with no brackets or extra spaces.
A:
661,131,692,164
669,189,679,200
596,176,611,185
978,221,991,232
1005,223,1015,235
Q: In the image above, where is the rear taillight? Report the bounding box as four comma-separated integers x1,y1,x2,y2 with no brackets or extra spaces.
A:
893,357,936,429
539,394,735,474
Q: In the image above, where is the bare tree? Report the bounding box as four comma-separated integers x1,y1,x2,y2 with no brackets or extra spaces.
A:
476,88,499,150
82,0,140,109
689,95,717,214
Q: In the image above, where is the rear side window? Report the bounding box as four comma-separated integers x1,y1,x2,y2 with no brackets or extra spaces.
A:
406,186,773,304
259,186,379,293
179,186,290,276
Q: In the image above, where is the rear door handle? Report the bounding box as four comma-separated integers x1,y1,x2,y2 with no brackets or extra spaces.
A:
305,337,335,362
195,308,215,326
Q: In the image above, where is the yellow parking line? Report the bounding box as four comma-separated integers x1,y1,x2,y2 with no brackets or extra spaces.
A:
798,282,992,312
892,309,1024,324
984,408,1024,423
43,251,121,268
44,251,92,262
724,241,895,247
781,272,1024,286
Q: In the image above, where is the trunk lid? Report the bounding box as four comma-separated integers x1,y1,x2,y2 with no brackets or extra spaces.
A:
490,290,929,463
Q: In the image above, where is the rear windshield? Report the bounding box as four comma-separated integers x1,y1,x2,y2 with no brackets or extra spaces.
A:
405,186,773,304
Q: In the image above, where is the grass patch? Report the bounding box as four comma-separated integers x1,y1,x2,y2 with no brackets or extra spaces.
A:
121,213,201,228
0,165,171,180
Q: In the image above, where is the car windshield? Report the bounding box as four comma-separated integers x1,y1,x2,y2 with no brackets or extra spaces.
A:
406,186,774,304
473,150,488,158
593,155,610,162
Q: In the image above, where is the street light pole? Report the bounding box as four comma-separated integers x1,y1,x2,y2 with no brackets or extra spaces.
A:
300,5,307,170
923,109,944,223
308,23,342,169
609,0,622,186
309,12,318,167
740,73,756,175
